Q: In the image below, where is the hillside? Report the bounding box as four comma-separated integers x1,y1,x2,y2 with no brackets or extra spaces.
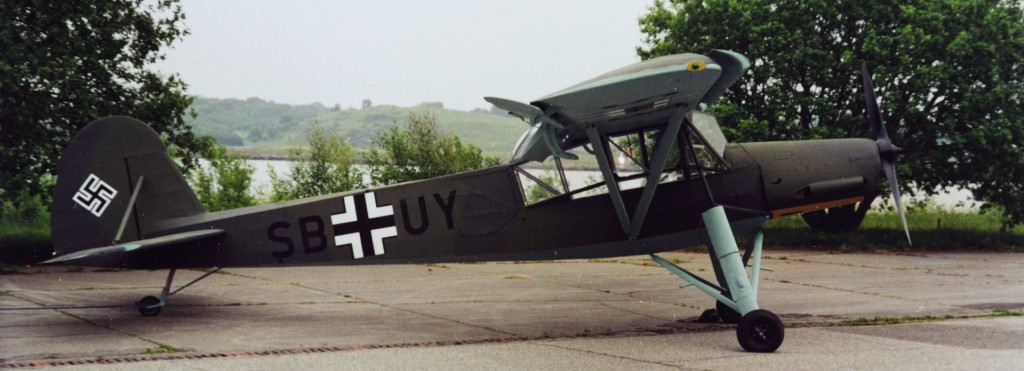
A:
187,97,527,159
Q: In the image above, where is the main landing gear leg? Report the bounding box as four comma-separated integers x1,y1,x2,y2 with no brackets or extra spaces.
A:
651,206,783,353
135,267,221,317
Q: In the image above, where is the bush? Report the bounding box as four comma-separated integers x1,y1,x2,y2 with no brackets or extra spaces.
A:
524,170,560,204
269,124,362,201
190,144,259,211
0,190,54,266
365,113,501,186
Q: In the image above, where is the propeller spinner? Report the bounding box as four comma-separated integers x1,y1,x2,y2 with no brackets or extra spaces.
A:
862,65,912,245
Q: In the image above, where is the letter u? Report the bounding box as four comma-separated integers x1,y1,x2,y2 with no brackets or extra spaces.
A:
400,197,429,235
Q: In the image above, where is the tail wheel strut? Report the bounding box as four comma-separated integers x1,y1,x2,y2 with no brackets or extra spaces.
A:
135,267,220,316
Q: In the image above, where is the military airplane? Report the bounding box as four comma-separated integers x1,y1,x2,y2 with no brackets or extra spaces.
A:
41,50,909,353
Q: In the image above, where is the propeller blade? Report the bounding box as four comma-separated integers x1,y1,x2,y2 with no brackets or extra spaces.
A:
864,64,911,245
883,160,912,246
861,64,889,142
541,126,578,160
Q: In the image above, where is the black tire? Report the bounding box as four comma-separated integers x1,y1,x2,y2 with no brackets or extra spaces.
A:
698,308,720,323
138,295,162,317
736,309,784,353
716,301,742,324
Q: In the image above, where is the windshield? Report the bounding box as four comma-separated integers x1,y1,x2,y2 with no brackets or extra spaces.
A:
687,111,727,162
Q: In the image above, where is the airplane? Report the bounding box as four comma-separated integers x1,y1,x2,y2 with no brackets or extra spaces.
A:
41,50,909,353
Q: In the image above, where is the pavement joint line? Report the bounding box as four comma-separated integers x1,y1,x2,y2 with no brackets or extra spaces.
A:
765,277,928,303
16,312,1009,369
777,257,933,271
538,275,711,311
761,278,1002,317
2,293,184,358
7,255,1022,367
597,301,678,322
223,270,525,338
3,306,1016,367
216,267,493,285
359,296,521,337
444,260,668,276
0,320,737,369
575,285,708,311
529,340,692,370
212,264,686,333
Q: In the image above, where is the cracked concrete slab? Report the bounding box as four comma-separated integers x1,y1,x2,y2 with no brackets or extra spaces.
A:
2,251,1023,369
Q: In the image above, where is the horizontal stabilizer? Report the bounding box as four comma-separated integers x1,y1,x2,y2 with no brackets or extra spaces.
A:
42,229,224,266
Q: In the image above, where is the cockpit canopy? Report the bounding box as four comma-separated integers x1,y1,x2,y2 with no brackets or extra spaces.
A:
512,110,729,170
513,110,731,206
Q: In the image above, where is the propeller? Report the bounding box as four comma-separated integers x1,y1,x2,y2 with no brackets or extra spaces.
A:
484,97,578,160
862,64,911,245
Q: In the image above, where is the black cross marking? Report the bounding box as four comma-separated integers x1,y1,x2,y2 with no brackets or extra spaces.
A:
332,193,397,258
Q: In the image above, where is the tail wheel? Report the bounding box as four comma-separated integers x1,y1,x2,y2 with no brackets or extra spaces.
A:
736,309,784,352
138,295,162,317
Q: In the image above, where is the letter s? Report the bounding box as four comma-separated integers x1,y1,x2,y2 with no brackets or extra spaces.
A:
268,221,294,259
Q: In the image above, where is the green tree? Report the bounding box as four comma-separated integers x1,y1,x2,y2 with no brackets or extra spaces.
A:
365,113,502,186
190,141,258,211
639,0,1024,229
1,1,204,204
524,170,561,204
269,124,362,201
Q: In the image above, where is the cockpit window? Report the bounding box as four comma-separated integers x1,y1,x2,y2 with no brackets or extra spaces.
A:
513,110,732,205
687,111,728,164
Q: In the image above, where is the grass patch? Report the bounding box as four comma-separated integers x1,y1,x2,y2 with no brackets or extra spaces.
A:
992,309,1024,317
845,315,954,326
141,343,185,355
845,309,1024,326
0,200,54,266
764,209,1024,252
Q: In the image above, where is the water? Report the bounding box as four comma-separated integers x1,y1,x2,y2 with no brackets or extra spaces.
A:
246,159,625,192
244,159,976,210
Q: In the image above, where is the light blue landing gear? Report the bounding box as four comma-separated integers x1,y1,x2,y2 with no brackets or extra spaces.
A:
651,206,784,352
135,267,221,317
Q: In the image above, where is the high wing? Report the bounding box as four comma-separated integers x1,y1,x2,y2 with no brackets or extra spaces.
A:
489,50,750,163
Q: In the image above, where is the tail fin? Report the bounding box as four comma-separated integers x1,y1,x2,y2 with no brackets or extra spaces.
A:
50,116,205,256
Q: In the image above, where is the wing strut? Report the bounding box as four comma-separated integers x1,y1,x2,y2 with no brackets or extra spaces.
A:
629,108,686,239
585,106,687,239
586,125,631,234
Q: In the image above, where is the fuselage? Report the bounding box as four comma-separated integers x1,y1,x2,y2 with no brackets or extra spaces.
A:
131,138,880,269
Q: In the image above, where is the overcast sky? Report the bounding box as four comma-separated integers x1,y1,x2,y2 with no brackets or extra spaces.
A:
155,0,653,111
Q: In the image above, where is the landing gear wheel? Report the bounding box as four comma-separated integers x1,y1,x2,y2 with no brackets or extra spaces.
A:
737,309,784,353
716,301,742,324
138,295,162,317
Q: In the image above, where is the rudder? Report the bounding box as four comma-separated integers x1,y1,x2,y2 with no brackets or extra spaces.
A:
50,116,205,256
